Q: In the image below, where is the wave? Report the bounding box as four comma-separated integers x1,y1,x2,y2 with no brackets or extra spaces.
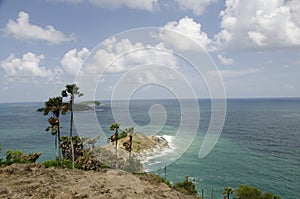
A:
141,135,176,171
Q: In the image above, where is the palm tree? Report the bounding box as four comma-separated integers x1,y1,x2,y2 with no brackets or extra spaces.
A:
223,187,235,199
123,127,134,157
61,83,83,169
110,123,120,147
40,96,67,161
110,123,120,169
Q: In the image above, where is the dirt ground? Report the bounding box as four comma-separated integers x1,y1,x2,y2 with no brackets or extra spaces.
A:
0,163,195,199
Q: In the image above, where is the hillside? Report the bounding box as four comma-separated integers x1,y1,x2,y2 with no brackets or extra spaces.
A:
0,163,195,199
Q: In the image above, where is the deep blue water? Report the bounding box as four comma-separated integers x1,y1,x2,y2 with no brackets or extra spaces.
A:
0,99,299,198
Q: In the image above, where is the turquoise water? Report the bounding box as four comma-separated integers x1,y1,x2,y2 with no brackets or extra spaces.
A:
0,99,299,198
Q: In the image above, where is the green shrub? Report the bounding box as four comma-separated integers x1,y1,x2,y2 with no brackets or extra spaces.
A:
174,176,198,196
3,150,41,165
43,159,81,169
118,131,128,139
135,173,172,188
43,160,59,168
236,185,281,199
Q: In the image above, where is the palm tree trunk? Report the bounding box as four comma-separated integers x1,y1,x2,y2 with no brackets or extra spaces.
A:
70,96,75,170
57,115,61,163
115,129,118,169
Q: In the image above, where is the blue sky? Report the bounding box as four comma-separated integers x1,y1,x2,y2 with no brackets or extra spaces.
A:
0,0,300,102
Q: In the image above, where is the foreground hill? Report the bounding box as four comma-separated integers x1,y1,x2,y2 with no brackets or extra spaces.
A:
0,163,195,199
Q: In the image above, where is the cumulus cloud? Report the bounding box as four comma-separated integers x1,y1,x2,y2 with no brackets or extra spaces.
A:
54,0,158,11
217,54,234,65
0,52,55,80
4,11,75,44
172,0,217,16
215,0,300,50
61,48,90,76
83,38,178,76
159,16,213,51
74,37,183,100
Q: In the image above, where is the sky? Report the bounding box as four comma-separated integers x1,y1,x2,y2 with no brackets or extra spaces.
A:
0,0,300,102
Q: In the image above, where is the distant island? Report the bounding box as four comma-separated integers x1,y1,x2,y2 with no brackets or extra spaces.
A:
78,100,101,106
36,100,101,112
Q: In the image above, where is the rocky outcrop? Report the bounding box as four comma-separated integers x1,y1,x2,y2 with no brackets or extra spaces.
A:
92,133,170,172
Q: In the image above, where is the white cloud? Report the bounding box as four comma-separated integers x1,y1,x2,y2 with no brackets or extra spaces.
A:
206,68,260,82
54,0,158,11
76,37,181,99
61,48,90,76
83,38,178,75
159,16,213,51
4,11,75,44
172,0,217,16
215,0,300,50
217,54,234,65
0,52,55,80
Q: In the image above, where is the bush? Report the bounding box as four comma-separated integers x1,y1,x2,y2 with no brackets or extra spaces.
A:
236,185,281,199
3,150,41,165
118,131,128,139
174,176,198,196
135,173,172,188
75,152,104,171
43,159,81,169
43,160,59,168
60,136,83,160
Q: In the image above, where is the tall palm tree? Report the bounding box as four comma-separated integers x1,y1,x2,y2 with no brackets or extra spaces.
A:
110,123,120,147
40,96,67,161
62,83,83,169
223,187,235,199
110,123,120,169
123,127,134,157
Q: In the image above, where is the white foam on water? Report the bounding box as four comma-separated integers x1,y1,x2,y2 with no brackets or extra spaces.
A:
141,134,176,171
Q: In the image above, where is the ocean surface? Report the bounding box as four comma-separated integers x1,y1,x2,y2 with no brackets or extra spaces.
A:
0,99,299,198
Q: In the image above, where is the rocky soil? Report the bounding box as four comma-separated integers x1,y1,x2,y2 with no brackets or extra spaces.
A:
0,163,195,199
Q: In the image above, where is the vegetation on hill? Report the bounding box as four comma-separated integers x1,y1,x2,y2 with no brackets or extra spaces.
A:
78,100,101,106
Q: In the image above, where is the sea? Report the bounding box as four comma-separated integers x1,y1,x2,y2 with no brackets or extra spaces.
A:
0,98,299,199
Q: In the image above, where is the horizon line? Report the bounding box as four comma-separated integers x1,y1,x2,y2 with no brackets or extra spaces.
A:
1,97,300,104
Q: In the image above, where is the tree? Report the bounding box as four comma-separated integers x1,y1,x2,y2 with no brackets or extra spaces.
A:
110,123,120,147
110,123,120,169
236,184,263,199
121,127,134,157
61,83,83,169
236,185,281,199
174,176,198,197
223,187,235,199
39,96,67,161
